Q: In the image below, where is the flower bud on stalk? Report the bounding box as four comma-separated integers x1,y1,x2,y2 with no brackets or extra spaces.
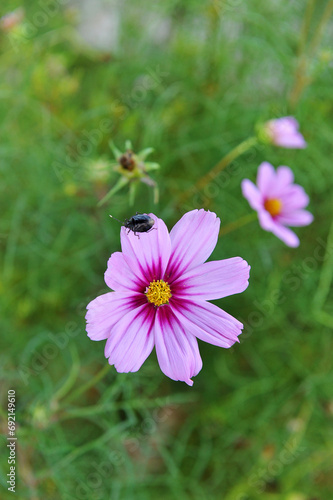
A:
98,140,160,206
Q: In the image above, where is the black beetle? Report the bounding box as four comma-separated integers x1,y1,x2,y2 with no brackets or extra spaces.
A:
110,213,155,237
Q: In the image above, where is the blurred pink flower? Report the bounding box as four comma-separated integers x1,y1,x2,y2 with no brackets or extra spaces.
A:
265,116,306,149
242,162,313,247
0,8,24,32
86,210,250,385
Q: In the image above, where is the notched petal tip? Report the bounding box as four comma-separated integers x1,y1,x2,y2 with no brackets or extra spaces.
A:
167,209,221,279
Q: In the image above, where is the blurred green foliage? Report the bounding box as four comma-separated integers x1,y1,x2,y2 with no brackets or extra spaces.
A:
1,0,333,499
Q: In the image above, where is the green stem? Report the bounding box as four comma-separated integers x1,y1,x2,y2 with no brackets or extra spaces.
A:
178,136,257,207
290,0,333,107
312,219,333,311
219,212,257,237
97,176,129,207
59,364,110,407
52,345,80,402
298,0,316,57
309,0,333,57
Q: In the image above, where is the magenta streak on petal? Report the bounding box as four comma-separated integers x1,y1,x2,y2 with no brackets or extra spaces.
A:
120,214,171,284
154,304,202,385
105,303,155,372
172,258,250,301
171,299,242,348
120,229,152,284
86,291,145,341
166,209,220,283
105,252,147,292
172,214,215,281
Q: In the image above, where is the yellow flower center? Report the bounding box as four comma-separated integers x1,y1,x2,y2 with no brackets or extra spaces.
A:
146,280,172,306
264,198,282,217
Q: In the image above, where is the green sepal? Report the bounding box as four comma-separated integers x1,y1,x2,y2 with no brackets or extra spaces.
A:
97,176,129,206
125,139,133,150
109,141,123,160
138,147,154,161
145,162,160,171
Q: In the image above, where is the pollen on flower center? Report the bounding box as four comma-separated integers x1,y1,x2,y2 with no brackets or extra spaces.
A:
146,280,172,306
264,198,282,217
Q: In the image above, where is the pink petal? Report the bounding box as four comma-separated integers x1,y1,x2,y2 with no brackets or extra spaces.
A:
154,306,202,386
280,185,310,211
166,209,220,282
257,209,275,231
105,304,155,372
269,220,300,247
274,116,299,131
105,252,146,292
269,117,307,149
257,162,276,197
174,258,250,301
277,209,313,227
257,209,300,247
275,132,306,149
241,179,263,210
172,299,243,348
86,292,144,341
274,166,294,190
120,214,171,284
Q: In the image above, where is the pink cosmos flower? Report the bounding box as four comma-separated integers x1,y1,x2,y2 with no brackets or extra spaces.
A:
86,210,250,386
265,116,306,149
242,162,313,247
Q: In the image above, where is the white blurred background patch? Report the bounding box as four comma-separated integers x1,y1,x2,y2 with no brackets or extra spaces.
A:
69,0,120,53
